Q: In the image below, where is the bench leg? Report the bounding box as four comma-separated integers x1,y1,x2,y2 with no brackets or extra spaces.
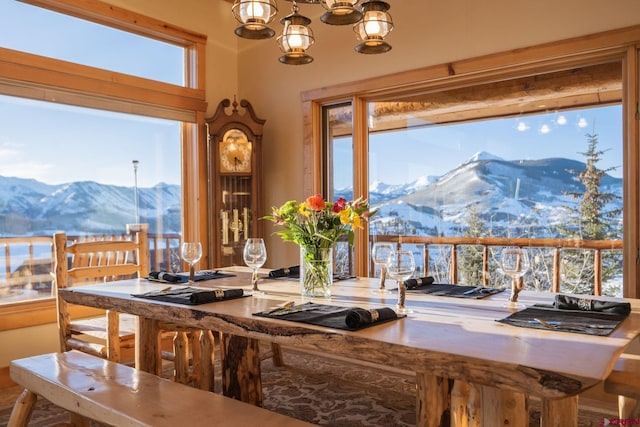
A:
69,412,92,426
7,389,37,427
619,395,640,418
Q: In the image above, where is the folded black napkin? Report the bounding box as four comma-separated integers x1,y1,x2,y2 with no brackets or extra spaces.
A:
148,271,186,283
269,266,300,278
554,294,631,316
404,276,434,289
133,287,244,305
345,307,399,329
254,302,405,331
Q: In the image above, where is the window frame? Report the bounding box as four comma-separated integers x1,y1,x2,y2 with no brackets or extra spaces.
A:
0,0,209,330
302,26,640,298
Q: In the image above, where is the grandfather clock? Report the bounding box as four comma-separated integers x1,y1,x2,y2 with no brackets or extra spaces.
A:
206,98,265,267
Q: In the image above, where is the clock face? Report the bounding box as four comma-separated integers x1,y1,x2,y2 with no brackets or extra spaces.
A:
219,129,252,173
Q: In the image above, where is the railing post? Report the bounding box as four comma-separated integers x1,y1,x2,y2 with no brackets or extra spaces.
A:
482,246,489,287
424,245,430,277
594,249,602,296
451,244,458,284
552,248,561,293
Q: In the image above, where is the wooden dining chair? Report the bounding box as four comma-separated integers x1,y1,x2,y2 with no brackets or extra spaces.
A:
53,231,215,389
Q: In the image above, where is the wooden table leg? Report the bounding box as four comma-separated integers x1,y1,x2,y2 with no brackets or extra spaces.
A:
451,380,482,427
136,317,160,374
481,386,528,427
199,330,216,391
416,372,453,427
219,332,263,406
541,396,578,427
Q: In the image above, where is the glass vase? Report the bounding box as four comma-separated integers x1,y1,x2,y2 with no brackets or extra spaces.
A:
300,246,334,300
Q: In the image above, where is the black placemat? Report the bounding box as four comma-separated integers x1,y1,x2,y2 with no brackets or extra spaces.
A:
132,287,245,305
265,274,355,282
497,304,628,336
147,270,235,284
253,302,405,331
401,283,504,299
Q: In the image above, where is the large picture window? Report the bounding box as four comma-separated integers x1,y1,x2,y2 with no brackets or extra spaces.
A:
0,0,206,323
314,46,636,297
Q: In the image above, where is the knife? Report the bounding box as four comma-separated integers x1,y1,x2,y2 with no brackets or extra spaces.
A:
532,318,611,329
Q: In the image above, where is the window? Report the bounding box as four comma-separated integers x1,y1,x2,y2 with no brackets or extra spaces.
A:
309,34,638,297
0,0,206,326
1,1,185,85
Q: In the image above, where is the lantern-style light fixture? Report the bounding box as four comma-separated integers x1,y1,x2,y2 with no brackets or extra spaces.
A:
232,0,278,39
277,2,315,65
353,0,394,54
231,0,394,64
320,0,363,25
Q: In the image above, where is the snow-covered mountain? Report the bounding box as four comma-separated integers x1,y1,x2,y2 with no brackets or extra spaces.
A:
0,176,180,235
366,153,623,238
0,151,623,239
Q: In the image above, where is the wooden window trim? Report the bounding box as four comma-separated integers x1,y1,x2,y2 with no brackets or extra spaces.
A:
0,299,103,331
0,0,210,329
302,25,640,296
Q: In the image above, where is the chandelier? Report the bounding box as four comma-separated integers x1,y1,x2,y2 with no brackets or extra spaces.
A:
231,0,394,65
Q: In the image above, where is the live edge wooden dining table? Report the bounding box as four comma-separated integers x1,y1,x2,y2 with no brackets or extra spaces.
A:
58,266,640,427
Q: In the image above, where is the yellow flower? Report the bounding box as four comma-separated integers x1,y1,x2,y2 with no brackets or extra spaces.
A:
339,209,351,225
352,213,362,229
298,202,311,217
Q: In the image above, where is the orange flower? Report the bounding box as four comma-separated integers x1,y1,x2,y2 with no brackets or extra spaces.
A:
306,193,326,211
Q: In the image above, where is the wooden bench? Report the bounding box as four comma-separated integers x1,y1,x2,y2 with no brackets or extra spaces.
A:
604,353,640,418
7,350,316,427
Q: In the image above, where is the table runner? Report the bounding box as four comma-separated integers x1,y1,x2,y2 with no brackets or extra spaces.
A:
133,287,245,305
254,302,405,331
497,304,628,336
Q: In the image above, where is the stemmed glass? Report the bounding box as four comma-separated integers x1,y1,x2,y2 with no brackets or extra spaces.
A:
244,238,267,294
181,242,202,284
386,250,416,314
500,246,530,307
372,242,394,294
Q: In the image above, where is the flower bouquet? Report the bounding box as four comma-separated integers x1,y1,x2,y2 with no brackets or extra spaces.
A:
265,194,374,299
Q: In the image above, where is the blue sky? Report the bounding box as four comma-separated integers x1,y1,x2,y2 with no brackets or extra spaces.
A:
335,105,622,188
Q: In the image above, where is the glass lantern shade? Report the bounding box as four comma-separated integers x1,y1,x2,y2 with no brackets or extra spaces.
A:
277,12,315,65
320,0,363,25
353,0,393,54
232,0,278,39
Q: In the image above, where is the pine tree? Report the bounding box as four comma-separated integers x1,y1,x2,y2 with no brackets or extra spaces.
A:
459,206,487,285
558,128,622,294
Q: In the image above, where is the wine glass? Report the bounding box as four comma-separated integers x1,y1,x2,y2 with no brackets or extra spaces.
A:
181,242,202,284
371,242,394,294
500,246,530,307
386,250,416,314
244,238,267,294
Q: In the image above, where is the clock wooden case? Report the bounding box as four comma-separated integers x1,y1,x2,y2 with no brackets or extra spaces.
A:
206,98,265,267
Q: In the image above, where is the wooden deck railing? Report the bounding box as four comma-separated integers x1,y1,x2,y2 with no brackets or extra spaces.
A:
0,233,182,302
0,233,624,302
372,235,624,296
